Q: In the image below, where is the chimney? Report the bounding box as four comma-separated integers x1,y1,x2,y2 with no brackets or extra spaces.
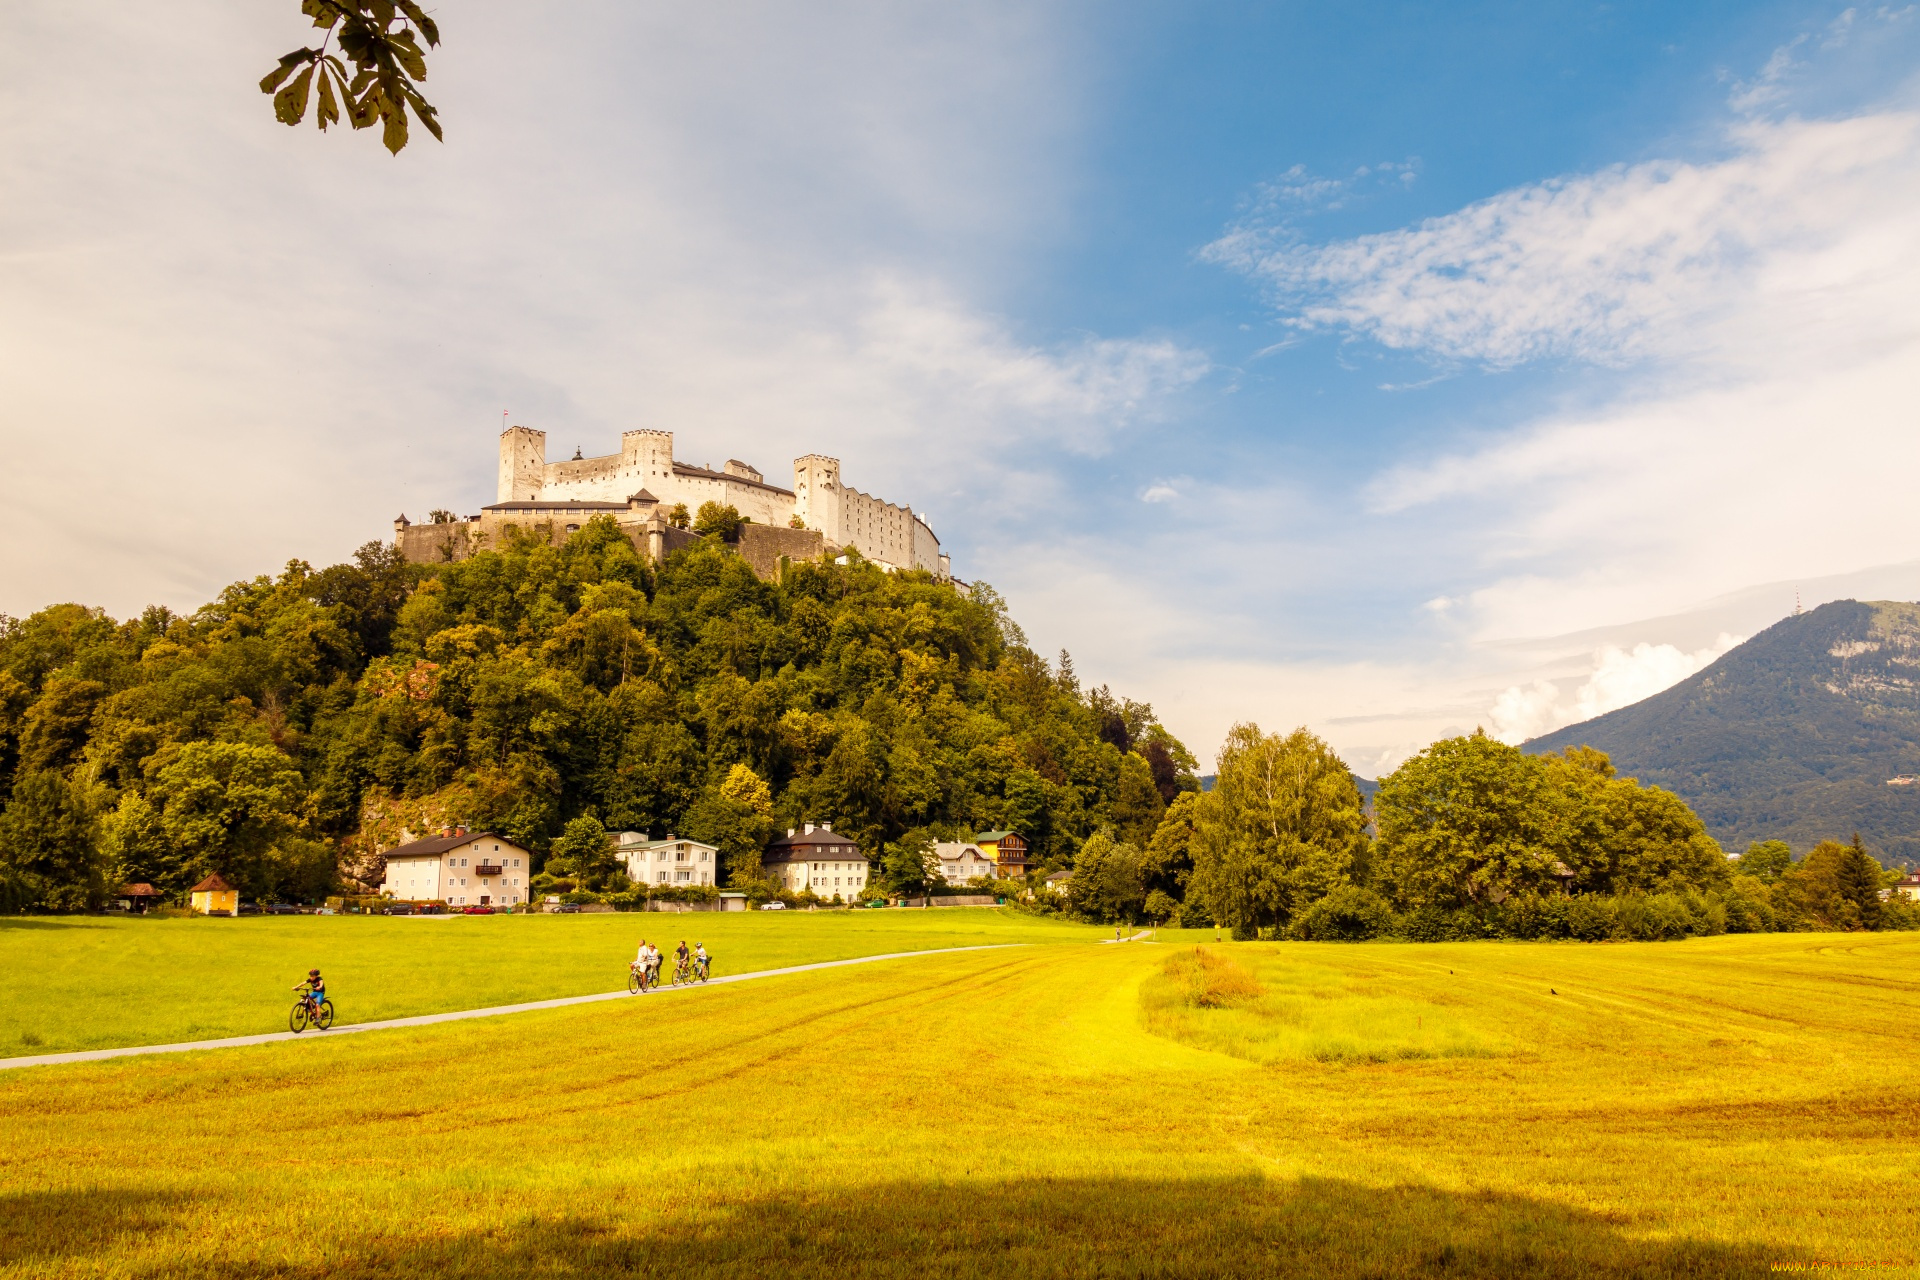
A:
822,821,833,832
787,828,795,838
804,823,814,835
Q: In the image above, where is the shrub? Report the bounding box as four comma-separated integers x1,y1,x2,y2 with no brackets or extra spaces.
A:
1566,896,1613,941
1290,886,1391,941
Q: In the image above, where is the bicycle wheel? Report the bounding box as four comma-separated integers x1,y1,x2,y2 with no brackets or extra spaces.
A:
289,1001,309,1033
628,969,641,994
314,1000,335,1031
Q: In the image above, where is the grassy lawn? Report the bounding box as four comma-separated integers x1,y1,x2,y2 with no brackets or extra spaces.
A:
2,931,1917,1276
0,908,1099,1054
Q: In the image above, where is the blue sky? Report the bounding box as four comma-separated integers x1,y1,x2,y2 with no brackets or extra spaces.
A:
3,1,1919,771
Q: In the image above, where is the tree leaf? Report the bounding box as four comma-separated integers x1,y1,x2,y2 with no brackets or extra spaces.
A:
380,97,409,154
300,0,341,29
316,68,340,130
258,48,315,94
273,65,316,126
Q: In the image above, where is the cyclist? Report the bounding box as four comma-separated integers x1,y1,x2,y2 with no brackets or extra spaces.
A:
292,968,326,1013
693,942,710,981
632,940,655,991
674,939,691,983
647,941,664,988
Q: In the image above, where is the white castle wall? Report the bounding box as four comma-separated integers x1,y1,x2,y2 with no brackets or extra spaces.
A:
493,426,946,575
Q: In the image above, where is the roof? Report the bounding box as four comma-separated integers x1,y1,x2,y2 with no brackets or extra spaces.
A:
768,826,859,851
671,461,796,498
1046,870,1072,882
629,489,659,504
384,831,514,859
975,830,1021,843
616,835,718,854
482,500,630,513
118,883,161,897
190,873,235,893
932,842,993,862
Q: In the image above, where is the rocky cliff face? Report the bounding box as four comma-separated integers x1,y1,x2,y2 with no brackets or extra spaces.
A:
1525,600,1920,864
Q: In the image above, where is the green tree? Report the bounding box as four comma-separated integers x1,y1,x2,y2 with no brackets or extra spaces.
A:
1143,789,1200,900
1374,730,1559,912
147,741,309,897
1738,839,1794,884
880,829,943,899
1069,831,1146,924
1110,753,1166,848
668,503,691,529
0,769,109,910
261,0,442,155
693,502,746,540
1190,724,1367,938
1783,835,1887,930
683,764,775,887
1541,746,1727,893
544,815,621,891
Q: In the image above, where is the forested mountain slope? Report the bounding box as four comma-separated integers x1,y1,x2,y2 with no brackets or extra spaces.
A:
0,520,1194,907
1525,600,1920,864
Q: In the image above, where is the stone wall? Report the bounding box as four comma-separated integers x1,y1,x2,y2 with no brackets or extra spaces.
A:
736,523,827,579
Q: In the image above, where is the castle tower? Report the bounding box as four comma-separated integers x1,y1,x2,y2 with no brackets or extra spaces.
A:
793,454,842,539
621,429,674,487
498,426,546,501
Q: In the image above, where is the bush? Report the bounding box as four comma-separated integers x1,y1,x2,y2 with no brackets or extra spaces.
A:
1566,896,1613,941
1290,886,1391,941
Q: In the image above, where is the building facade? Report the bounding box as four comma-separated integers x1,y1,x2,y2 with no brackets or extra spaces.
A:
380,829,534,908
973,831,1029,879
764,822,871,898
932,841,999,885
616,833,720,886
190,873,238,916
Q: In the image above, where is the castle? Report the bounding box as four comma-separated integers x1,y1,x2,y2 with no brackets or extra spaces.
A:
394,426,949,580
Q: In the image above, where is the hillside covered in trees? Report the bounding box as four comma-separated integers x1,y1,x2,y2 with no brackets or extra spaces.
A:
0,520,1195,909
1526,600,1920,866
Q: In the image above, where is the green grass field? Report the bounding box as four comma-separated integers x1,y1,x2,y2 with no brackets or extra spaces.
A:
4,927,1918,1277
0,909,1098,1054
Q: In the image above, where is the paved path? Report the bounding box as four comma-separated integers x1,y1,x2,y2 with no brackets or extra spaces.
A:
0,944,1019,1074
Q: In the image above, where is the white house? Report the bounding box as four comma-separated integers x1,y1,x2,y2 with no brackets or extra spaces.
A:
616,833,720,886
931,841,998,885
381,829,533,907
763,822,869,898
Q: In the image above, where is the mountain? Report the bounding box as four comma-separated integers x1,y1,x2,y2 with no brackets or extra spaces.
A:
1524,600,1920,866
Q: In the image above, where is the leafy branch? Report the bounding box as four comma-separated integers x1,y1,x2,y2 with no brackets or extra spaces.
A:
259,1,442,155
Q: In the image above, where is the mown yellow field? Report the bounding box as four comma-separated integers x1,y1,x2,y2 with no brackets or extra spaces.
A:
3,931,1917,1278
0,910,1095,1054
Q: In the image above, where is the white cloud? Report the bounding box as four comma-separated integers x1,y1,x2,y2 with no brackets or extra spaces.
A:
1140,483,1181,503
1488,634,1743,744
1206,113,1920,368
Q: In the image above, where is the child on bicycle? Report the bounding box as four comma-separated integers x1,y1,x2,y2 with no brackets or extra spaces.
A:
293,968,326,1009
693,942,710,978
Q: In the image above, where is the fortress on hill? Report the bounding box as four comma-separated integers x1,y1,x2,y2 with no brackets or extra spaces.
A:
394,426,950,580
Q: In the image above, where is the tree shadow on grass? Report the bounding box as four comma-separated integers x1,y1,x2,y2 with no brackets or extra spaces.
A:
0,1188,199,1265
110,1175,1807,1279
0,917,106,931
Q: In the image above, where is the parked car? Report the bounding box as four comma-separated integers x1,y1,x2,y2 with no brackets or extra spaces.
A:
553,903,582,914
759,901,786,910
263,903,300,916
384,904,414,916
236,903,262,916
315,907,336,916
463,904,495,915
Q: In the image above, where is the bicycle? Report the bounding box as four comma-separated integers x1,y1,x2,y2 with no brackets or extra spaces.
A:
629,961,656,994
672,957,692,987
289,992,335,1033
693,955,711,983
